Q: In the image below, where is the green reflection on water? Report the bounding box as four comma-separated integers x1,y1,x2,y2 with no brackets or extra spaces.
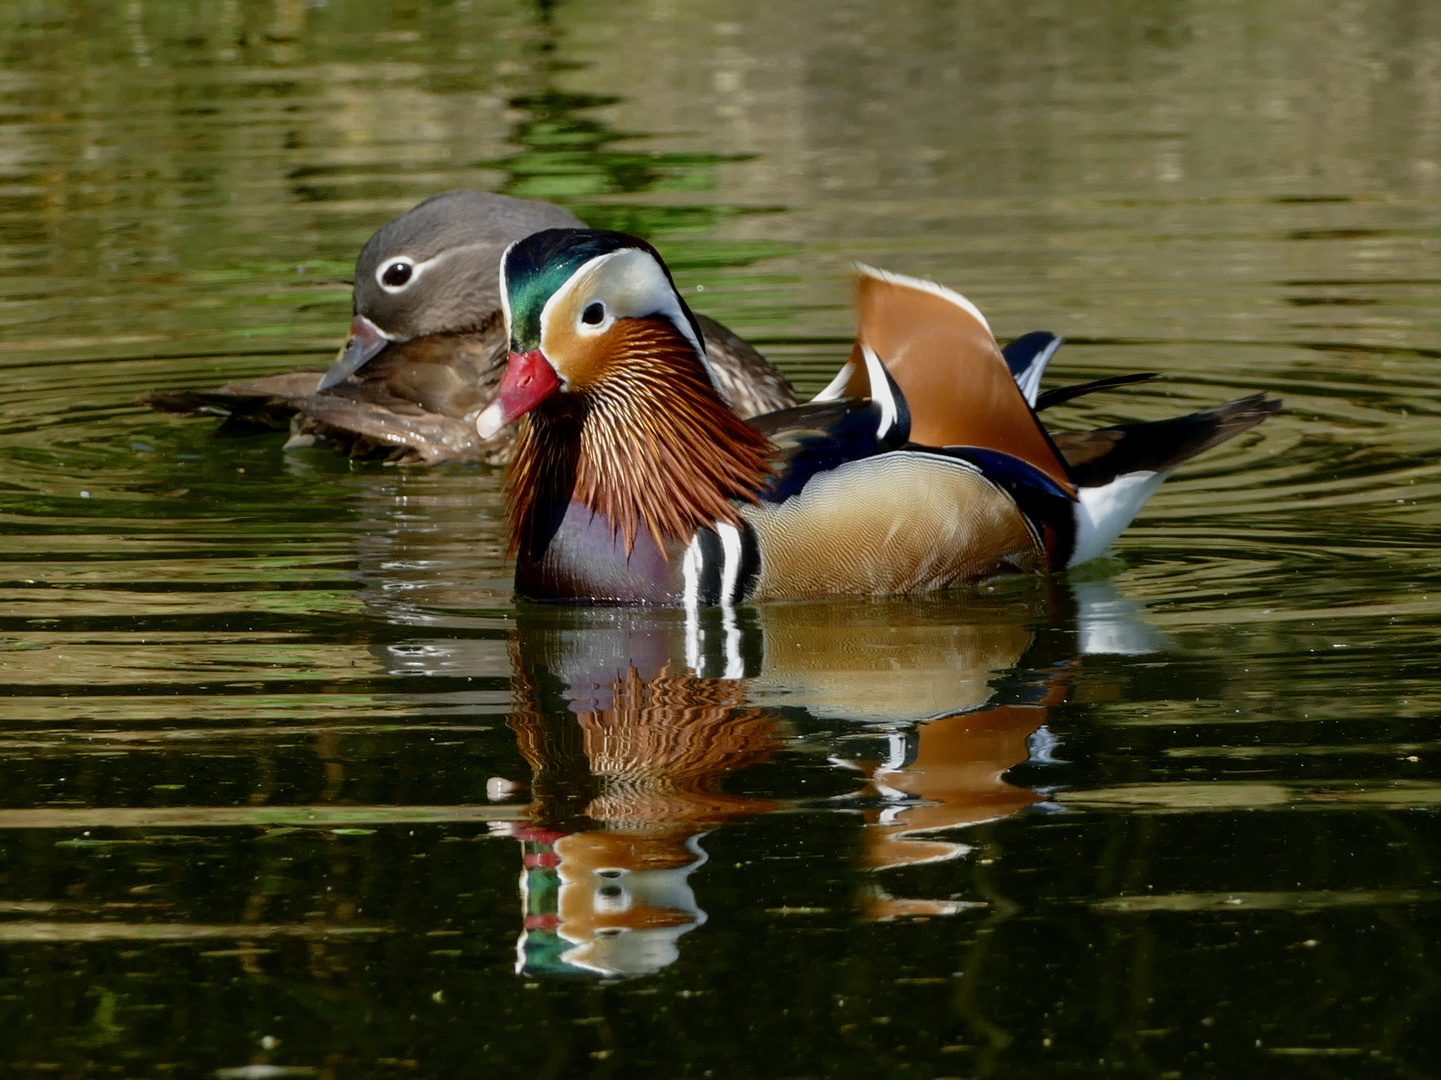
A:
486,84,794,255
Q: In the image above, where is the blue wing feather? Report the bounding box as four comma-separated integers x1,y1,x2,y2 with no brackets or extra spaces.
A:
749,399,896,503
749,349,912,504
924,446,1074,501
1001,331,1063,407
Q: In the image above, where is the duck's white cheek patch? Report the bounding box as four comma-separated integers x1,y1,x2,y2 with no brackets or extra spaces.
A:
537,246,720,390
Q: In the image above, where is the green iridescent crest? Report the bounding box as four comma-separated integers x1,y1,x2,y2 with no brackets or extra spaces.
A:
502,229,640,351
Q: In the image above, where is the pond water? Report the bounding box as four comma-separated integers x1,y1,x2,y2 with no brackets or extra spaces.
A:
2,0,1441,1076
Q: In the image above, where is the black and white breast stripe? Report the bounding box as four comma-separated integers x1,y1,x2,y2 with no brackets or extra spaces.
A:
684,604,764,681
681,518,761,609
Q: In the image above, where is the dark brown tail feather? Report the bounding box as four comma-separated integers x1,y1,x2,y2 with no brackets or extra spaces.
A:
1035,372,1158,411
1051,392,1281,488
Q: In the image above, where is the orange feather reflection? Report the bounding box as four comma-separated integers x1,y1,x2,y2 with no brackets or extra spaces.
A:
849,689,1069,921
507,631,777,978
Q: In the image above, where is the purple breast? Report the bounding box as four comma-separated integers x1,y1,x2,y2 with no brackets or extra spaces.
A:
516,500,683,605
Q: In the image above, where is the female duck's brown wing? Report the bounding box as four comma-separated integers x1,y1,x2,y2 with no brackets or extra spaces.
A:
694,314,797,417
286,327,510,463
142,326,510,465
142,370,323,434
143,315,795,465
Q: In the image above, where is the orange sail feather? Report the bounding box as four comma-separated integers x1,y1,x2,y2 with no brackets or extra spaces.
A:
822,266,1075,494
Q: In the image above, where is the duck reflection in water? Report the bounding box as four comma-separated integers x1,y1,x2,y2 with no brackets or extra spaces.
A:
490,586,1166,977
504,610,777,978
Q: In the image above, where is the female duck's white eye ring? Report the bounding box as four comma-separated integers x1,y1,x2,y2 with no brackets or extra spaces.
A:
377,257,416,291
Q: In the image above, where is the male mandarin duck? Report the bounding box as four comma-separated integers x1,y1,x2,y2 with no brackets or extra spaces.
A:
483,228,1280,605
143,190,797,464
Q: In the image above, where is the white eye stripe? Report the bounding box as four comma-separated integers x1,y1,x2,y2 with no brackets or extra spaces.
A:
537,248,721,391
375,256,416,292
373,240,507,295
576,300,613,334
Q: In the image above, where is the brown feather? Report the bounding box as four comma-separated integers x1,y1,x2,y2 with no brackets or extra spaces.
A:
141,313,794,467
848,268,1075,494
505,317,775,559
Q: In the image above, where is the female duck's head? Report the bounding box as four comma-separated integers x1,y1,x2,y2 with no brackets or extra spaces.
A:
477,229,718,438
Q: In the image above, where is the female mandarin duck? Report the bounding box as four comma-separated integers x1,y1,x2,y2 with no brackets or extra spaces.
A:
481,228,1280,605
143,190,797,464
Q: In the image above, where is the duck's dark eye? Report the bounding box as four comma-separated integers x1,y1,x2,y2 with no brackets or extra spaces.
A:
581,301,605,325
381,261,412,288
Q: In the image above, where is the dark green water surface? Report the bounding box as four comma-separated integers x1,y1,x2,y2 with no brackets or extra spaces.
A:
3,1,1441,1077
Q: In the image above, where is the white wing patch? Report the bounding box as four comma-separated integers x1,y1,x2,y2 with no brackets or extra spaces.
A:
810,344,902,445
